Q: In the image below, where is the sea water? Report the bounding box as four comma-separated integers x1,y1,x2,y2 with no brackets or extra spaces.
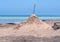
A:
0,16,60,24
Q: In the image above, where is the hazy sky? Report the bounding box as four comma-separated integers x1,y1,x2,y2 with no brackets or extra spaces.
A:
0,0,60,16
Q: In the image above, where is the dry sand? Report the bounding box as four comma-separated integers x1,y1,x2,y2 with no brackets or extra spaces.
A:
0,14,60,38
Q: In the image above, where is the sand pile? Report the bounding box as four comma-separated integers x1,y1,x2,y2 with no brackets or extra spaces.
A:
20,14,52,30
10,14,53,37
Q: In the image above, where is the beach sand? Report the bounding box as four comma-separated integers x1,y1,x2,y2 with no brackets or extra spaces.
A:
0,14,60,42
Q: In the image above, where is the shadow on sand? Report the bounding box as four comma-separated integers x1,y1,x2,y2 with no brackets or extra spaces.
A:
0,36,60,42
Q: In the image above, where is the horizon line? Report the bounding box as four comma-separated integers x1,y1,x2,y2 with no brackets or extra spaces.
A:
0,15,60,17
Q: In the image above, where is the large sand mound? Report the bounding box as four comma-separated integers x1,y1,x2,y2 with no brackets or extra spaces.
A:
20,14,52,30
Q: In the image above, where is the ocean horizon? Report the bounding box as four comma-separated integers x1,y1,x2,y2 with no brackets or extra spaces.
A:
0,15,60,17
0,16,60,23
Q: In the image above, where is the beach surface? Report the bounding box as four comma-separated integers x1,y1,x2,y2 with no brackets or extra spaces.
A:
0,14,60,42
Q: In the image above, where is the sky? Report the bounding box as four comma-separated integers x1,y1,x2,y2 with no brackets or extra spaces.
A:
0,0,60,16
